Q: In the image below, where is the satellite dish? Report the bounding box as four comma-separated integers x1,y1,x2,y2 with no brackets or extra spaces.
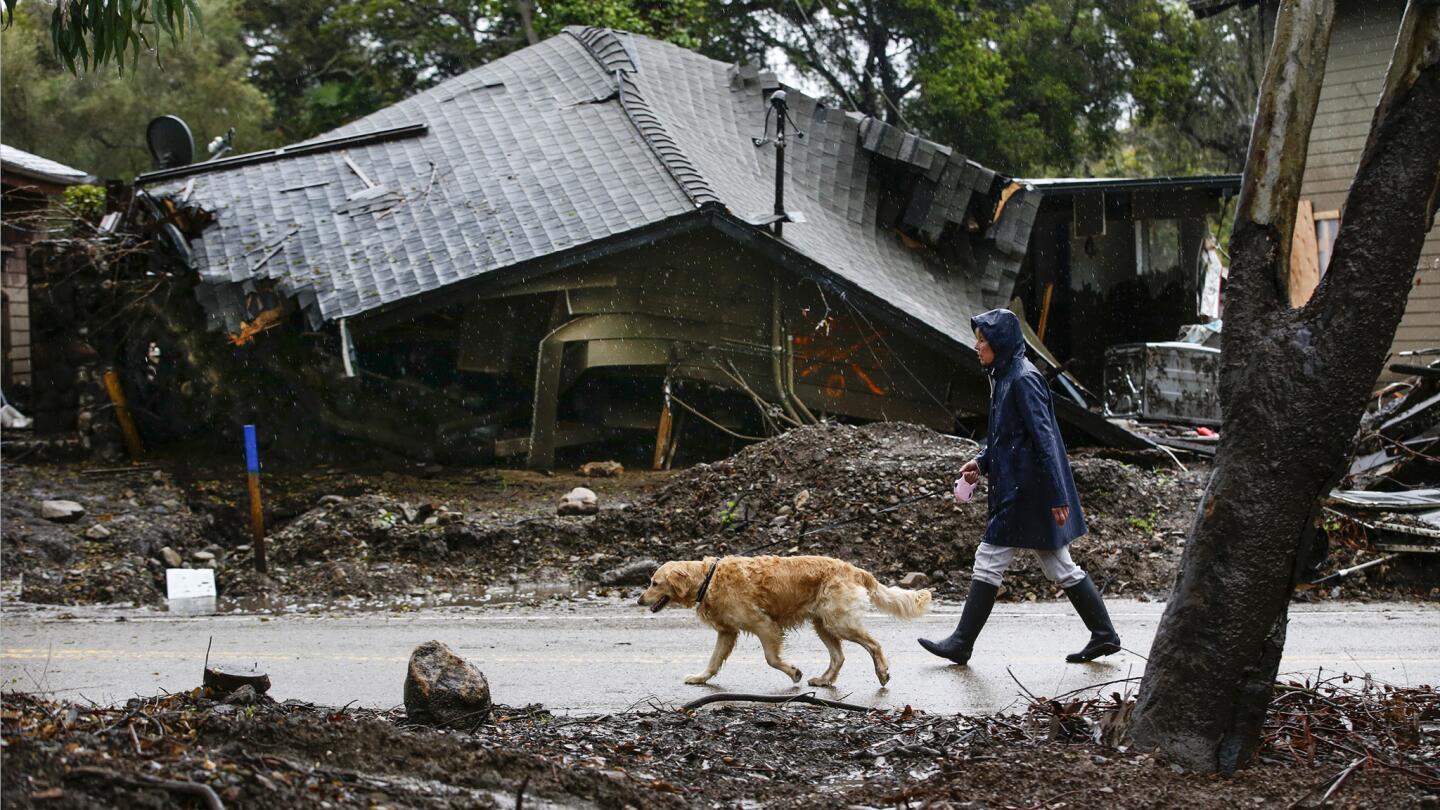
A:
147,115,195,169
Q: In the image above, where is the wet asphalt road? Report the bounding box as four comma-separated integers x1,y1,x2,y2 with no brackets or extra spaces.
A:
3,600,1437,715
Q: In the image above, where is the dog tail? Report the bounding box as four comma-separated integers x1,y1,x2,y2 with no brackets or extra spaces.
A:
867,576,932,620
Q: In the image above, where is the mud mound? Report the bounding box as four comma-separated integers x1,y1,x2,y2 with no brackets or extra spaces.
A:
582,422,1209,600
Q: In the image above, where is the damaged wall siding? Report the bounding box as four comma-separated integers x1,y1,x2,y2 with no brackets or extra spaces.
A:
1298,0,1440,363
2,246,31,389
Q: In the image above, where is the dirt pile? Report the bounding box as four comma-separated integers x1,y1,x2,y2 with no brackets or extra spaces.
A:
583,422,1210,600
4,679,1435,808
1,465,214,606
4,422,1431,609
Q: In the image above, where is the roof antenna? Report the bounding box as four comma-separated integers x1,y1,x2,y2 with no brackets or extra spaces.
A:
752,90,804,237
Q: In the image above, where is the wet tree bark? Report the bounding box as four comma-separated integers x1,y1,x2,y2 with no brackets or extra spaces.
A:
1129,0,1440,773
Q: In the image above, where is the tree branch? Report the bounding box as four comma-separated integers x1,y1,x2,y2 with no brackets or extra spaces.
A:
1224,0,1334,345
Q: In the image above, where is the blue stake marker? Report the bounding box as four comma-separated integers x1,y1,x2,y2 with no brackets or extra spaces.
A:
244,425,268,573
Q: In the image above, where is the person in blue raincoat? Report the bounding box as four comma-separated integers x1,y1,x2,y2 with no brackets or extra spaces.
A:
919,309,1121,665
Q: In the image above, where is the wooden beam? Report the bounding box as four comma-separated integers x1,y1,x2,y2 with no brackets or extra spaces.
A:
653,396,674,471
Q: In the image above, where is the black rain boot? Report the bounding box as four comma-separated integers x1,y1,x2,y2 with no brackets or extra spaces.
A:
918,580,999,665
1063,576,1121,662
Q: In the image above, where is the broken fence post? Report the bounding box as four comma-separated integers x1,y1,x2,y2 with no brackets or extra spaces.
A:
244,425,268,574
101,370,145,462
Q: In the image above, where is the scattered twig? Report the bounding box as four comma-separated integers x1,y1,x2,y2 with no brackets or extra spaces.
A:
1289,756,1366,809
515,774,531,810
682,691,870,712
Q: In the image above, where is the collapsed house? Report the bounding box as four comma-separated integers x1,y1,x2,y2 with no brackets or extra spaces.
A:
89,29,1236,467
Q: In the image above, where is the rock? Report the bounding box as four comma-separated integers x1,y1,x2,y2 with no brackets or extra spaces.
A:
319,495,346,506
84,524,112,540
928,570,947,584
160,547,183,568
223,684,260,705
578,460,625,478
899,572,930,589
404,640,492,729
41,500,85,522
599,558,661,586
557,487,599,516
192,551,216,562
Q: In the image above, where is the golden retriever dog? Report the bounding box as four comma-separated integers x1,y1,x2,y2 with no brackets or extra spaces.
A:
637,555,932,687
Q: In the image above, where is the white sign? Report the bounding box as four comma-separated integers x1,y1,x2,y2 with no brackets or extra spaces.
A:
166,569,217,615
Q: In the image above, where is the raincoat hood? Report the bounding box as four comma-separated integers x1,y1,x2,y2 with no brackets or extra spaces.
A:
971,309,1026,375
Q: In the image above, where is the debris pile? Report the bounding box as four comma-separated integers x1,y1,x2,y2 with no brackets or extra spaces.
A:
4,678,1435,807
591,422,1211,600
5,421,1434,609
2,464,214,606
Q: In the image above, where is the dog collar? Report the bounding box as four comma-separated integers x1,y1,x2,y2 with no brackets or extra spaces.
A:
694,559,720,604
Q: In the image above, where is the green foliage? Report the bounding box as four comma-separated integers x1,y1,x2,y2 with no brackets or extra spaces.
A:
718,498,742,527
704,0,1228,175
238,0,721,143
62,183,106,220
2,0,202,73
1,0,278,180
1127,512,1159,535
8,0,1252,182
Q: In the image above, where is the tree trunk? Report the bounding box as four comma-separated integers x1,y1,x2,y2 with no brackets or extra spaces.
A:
516,0,539,46
1129,0,1440,773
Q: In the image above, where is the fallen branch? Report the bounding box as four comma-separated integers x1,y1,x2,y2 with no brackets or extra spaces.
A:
68,766,225,810
1289,756,1365,809
681,691,870,712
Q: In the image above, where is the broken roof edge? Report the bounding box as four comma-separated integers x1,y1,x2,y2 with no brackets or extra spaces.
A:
343,209,714,336
134,123,429,186
1018,175,1242,194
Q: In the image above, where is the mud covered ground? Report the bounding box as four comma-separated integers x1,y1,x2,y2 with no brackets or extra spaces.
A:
3,423,1434,609
3,676,1437,809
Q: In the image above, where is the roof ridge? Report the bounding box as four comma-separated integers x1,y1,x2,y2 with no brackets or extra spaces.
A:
562,26,721,209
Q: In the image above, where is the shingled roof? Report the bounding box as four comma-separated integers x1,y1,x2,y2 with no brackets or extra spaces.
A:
2,144,94,187
141,28,1029,345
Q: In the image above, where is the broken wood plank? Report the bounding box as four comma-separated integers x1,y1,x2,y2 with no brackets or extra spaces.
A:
1290,198,1320,306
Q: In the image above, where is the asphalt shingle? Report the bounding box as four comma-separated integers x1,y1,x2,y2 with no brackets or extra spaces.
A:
149,27,1039,346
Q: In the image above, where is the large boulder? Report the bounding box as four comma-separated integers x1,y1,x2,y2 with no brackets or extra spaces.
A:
404,640,492,730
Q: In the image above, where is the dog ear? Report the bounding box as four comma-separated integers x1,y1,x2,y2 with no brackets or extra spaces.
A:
667,561,703,599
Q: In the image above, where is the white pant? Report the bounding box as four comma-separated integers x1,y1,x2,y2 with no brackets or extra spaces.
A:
972,542,1086,589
